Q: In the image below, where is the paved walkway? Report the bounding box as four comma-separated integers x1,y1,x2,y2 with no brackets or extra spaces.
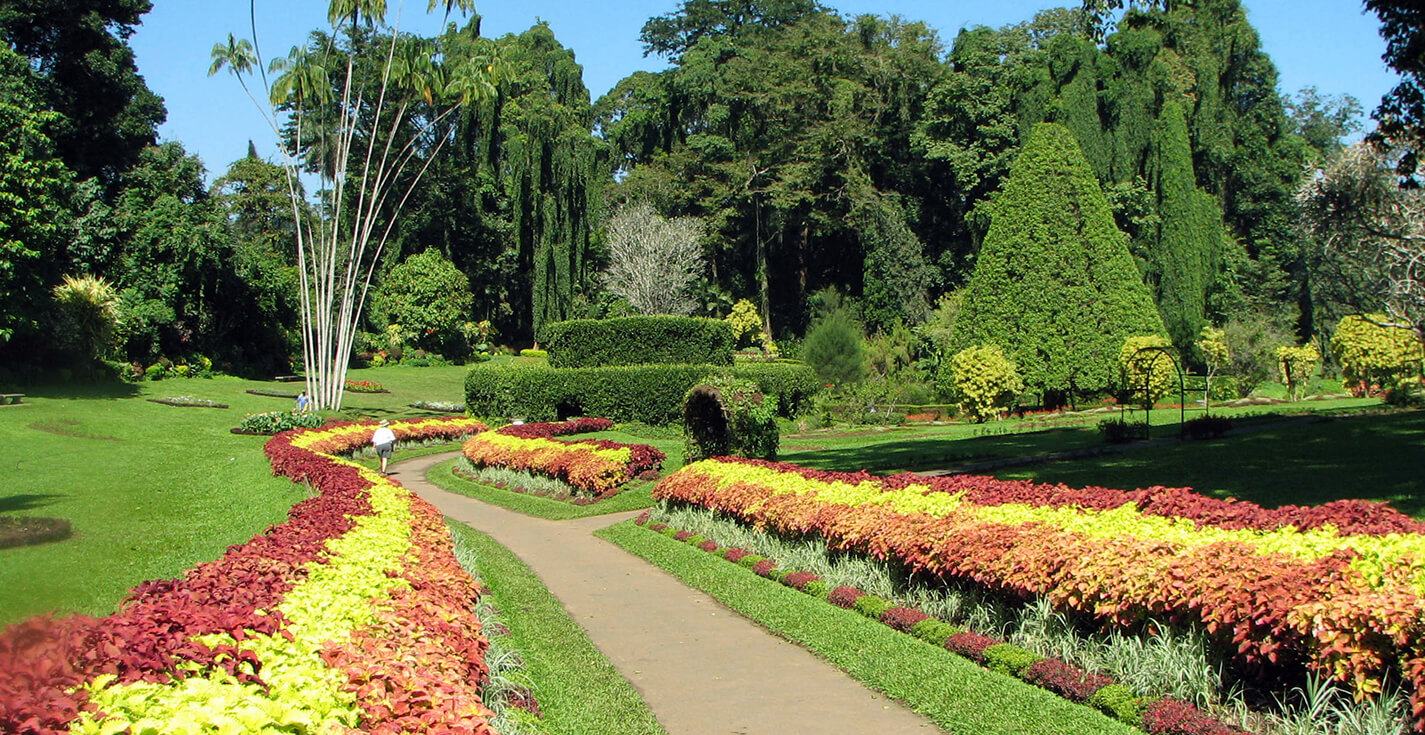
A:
393,452,942,735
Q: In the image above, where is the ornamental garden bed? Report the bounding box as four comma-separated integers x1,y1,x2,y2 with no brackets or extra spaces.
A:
459,417,664,503
146,397,229,408
649,456,1425,732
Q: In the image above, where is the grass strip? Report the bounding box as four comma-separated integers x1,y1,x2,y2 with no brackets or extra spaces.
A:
428,458,656,520
597,520,1140,735
445,520,666,735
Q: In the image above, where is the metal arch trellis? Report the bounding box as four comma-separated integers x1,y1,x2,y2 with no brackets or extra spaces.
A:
1124,345,1186,439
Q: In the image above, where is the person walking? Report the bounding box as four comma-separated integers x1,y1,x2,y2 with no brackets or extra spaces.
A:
372,419,397,475
295,390,310,412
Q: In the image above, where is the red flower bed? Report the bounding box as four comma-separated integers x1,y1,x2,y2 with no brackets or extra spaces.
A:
782,571,821,590
881,607,930,633
828,586,866,609
945,631,1002,663
464,418,664,496
1142,697,1250,735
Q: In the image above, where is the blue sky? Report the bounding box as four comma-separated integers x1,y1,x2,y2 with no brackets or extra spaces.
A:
129,0,1400,179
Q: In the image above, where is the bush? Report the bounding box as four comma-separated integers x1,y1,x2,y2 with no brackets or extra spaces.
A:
1088,684,1148,726
800,579,830,599
982,643,1041,676
942,344,1023,422
372,249,474,355
1276,343,1320,401
1119,335,1178,407
465,362,819,425
1331,314,1422,393
1183,415,1232,440
519,349,547,358
1099,418,1148,444
683,376,779,463
852,595,894,620
1021,658,1113,703
944,631,1000,663
1387,379,1425,407
828,586,865,609
237,411,325,435
541,316,733,368
909,619,963,646
880,607,930,633
801,309,866,386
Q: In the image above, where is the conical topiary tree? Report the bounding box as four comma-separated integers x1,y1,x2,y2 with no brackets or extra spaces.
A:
952,122,1166,400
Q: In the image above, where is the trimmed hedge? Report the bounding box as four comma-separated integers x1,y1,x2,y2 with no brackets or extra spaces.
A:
466,362,820,424
542,316,734,368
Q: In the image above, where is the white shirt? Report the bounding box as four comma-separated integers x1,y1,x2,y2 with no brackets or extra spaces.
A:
372,426,397,446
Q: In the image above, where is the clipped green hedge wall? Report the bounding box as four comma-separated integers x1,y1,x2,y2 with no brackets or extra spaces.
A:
465,362,820,424
541,316,734,368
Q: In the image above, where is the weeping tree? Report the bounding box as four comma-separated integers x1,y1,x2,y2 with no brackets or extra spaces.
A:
209,0,504,409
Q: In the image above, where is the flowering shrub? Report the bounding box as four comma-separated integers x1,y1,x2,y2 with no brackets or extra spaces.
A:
0,416,493,734
344,379,387,393
652,456,1425,720
462,418,663,497
236,410,325,434
881,606,930,633
1022,658,1114,702
1141,697,1250,735
945,631,1002,663
828,586,866,609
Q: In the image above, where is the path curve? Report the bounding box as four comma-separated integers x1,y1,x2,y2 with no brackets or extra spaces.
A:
393,452,943,735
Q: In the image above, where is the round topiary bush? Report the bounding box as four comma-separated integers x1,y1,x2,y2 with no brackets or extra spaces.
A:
682,375,779,463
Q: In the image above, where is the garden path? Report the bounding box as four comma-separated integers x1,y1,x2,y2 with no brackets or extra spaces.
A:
393,452,943,735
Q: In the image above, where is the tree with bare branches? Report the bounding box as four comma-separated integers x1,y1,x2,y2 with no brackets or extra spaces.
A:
1298,142,1425,345
209,0,504,409
601,201,706,316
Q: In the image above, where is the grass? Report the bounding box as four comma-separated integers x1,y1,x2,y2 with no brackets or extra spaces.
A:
598,520,1140,735
0,365,474,626
997,409,1425,517
428,458,658,520
446,520,665,735
782,397,1378,474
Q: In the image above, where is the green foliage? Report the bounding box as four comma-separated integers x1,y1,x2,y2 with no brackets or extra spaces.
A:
236,410,325,435
982,643,1041,676
465,361,818,424
542,316,734,368
1276,343,1321,401
1087,684,1148,726
736,553,767,568
1330,315,1422,391
683,376,780,463
952,123,1165,397
910,619,964,646
943,344,1023,422
50,275,119,363
802,310,866,386
801,579,829,599
852,595,894,620
373,248,474,355
1118,335,1178,407
1221,317,1289,398
725,299,767,349
1147,101,1221,354
859,201,934,334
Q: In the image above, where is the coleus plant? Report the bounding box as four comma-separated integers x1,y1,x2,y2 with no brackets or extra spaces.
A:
653,456,1425,725
463,418,663,496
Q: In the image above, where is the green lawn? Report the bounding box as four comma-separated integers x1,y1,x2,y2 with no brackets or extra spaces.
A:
996,409,1425,517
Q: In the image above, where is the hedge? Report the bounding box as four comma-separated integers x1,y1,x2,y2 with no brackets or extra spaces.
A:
465,362,821,424
541,316,734,368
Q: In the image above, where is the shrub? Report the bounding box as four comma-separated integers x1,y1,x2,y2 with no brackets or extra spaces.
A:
828,586,865,609
698,540,719,553
1022,658,1113,703
880,607,930,633
683,376,779,463
801,579,830,598
737,553,767,569
945,631,1001,663
752,559,779,577
1098,418,1148,443
1088,684,1148,726
1141,697,1248,735
465,362,818,425
1120,335,1178,408
782,571,821,590
852,595,894,620
372,248,473,355
723,548,751,563
982,643,1041,676
801,309,866,386
542,316,733,368
1183,415,1232,440
909,619,963,647
344,379,386,393
942,344,1023,422
237,411,325,435
1276,343,1320,401
723,361,821,416
726,299,769,349
1331,314,1422,394
518,348,547,358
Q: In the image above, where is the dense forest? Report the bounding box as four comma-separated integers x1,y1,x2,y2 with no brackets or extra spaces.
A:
0,0,1415,395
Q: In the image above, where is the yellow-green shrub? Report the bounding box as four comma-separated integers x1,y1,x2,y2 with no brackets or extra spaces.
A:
943,344,1023,422
1331,314,1421,392
1119,335,1177,407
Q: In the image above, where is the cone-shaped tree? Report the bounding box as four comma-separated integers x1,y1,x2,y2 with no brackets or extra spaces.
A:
1148,100,1222,355
952,122,1166,397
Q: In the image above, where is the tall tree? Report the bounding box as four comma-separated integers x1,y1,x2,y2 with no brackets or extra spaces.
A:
1365,0,1425,183
952,123,1165,398
0,0,165,189
211,0,500,408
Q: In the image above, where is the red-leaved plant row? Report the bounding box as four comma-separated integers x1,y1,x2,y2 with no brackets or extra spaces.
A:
463,418,665,497
0,416,494,734
633,511,1248,735
653,457,1425,728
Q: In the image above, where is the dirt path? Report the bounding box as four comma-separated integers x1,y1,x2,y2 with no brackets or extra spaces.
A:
393,452,942,735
